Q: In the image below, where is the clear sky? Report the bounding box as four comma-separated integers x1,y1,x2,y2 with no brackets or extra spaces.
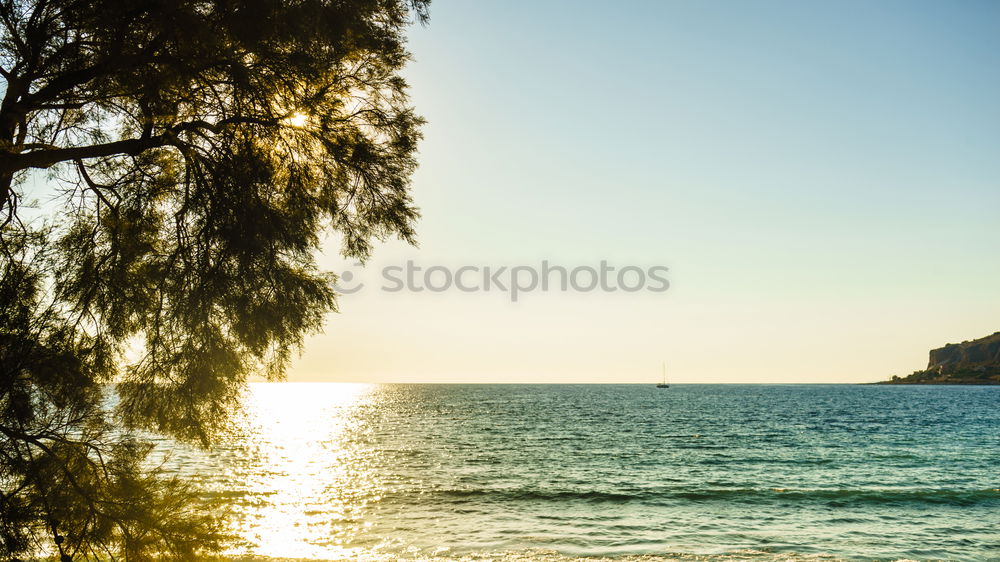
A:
290,0,1000,383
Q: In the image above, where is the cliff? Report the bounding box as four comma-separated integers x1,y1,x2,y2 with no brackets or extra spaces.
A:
880,331,1000,385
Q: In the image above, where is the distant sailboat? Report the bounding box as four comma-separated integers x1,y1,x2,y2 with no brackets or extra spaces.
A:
657,362,669,388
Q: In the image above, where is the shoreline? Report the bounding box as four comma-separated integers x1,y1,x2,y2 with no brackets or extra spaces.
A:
869,380,1000,385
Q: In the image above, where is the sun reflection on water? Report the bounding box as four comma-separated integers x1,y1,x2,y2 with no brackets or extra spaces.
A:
154,385,1000,561
220,382,379,559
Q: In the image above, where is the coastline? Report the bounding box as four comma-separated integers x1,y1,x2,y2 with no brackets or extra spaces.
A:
871,379,1000,385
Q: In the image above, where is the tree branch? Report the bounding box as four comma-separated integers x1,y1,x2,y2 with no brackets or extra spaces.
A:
0,114,285,174
0,134,169,171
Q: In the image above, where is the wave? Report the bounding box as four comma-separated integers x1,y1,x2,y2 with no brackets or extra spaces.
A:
669,487,1000,506
224,548,851,562
411,486,1000,507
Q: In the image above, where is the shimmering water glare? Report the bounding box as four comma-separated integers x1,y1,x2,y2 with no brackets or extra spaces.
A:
157,384,1000,561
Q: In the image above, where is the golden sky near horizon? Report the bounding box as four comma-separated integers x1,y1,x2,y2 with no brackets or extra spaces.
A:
288,1,1000,383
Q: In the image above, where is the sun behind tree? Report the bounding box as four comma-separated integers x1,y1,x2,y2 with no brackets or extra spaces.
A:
0,0,428,558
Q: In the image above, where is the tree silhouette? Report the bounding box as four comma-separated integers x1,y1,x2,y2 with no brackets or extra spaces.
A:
0,0,428,558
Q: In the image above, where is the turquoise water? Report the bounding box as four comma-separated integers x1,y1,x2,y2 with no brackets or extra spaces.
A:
164,384,1000,561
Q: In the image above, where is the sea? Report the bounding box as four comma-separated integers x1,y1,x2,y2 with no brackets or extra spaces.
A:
155,384,1000,562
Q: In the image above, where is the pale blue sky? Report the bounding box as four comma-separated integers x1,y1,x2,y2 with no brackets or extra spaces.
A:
295,0,1000,383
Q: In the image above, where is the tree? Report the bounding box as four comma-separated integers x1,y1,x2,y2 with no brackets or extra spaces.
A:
0,0,428,558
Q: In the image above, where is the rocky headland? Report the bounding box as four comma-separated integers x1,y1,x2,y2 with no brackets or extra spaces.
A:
880,331,1000,384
